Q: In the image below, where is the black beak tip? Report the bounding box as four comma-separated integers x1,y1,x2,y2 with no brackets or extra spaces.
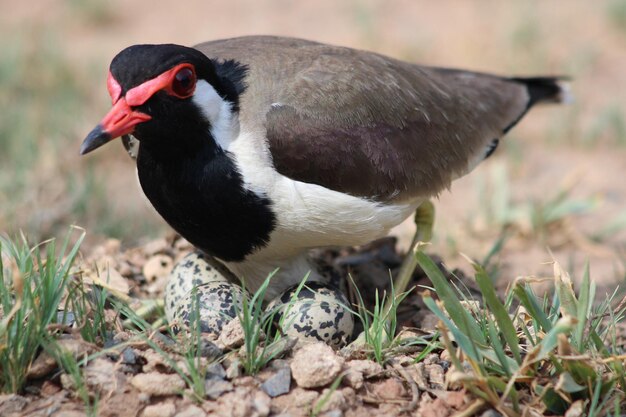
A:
80,125,111,155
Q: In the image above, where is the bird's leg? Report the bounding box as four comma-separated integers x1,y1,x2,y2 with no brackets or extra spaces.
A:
384,200,435,314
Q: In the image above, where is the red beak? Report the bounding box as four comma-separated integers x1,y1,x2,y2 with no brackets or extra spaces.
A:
80,98,151,155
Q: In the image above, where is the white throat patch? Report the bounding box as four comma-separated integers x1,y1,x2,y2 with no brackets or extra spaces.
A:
191,79,238,148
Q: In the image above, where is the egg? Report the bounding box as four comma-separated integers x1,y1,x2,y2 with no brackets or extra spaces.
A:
266,282,354,349
164,251,230,322
171,281,247,336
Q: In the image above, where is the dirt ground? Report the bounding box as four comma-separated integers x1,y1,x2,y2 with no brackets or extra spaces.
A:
1,1,626,416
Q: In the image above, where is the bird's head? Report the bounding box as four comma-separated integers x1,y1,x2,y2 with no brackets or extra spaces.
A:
81,44,237,155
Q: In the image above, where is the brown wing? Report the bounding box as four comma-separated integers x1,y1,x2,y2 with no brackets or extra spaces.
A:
195,36,562,202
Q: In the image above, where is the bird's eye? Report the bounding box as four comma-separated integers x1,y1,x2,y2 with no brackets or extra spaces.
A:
171,67,196,98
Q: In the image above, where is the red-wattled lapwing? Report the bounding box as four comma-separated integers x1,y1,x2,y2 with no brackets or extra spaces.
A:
81,36,567,299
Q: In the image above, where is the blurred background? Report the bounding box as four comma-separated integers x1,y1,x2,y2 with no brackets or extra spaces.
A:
1,0,625,287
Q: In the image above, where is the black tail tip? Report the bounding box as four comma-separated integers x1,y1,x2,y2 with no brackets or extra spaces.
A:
512,76,573,106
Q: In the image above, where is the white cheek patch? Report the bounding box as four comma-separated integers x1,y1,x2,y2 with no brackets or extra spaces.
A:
191,80,238,149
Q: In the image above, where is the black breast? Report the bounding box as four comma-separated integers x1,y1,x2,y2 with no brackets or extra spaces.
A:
137,143,276,262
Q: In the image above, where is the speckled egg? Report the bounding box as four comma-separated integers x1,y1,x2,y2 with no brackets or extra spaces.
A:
164,251,231,322
171,281,247,335
266,282,354,349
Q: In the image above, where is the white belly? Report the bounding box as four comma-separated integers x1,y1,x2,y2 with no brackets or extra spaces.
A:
224,130,420,295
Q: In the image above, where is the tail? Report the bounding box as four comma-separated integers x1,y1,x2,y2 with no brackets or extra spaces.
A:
501,76,571,134
510,76,573,106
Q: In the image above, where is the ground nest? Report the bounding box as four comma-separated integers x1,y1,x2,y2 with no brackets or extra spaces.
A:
0,233,483,417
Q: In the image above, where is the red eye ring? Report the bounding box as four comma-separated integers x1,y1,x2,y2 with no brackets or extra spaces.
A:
170,66,196,98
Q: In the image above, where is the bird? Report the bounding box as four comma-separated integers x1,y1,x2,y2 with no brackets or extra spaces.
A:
81,35,568,299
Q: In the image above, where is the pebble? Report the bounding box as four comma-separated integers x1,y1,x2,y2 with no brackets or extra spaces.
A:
342,359,383,389
143,238,170,256
131,372,185,396
314,389,346,413
205,379,234,400
291,343,344,388
425,363,445,390
217,316,246,349
206,362,227,380
261,368,292,397
142,402,176,417
480,410,504,417
199,338,223,359
143,255,174,282
83,358,118,394
0,394,28,416
122,347,138,365
368,378,406,400
225,359,243,380
270,388,319,416
175,405,206,417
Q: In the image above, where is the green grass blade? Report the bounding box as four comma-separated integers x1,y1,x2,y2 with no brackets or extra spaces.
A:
513,284,552,333
472,262,521,363
575,262,591,351
416,251,486,345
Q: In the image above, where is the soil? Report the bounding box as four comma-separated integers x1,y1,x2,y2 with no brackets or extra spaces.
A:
1,235,476,417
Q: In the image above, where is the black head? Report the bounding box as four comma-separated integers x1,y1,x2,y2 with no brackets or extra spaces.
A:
80,44,239,155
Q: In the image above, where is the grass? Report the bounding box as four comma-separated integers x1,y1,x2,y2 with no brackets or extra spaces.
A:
238,272,310,376
0,29,164,244
417,247,626,415
0,221,624,415
607,0,626,34
473,162,605,242
352,277,412,364
0,227,85,393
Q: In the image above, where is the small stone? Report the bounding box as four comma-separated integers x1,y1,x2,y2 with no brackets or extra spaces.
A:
291,343,344,388
368,378,406,400
27,337,95,379
143,350,173,373
118,261,134,277
225,359,243,380
261,368,291,397
143,255,174,282
84,357,118,393
131,372,185,396
424,353,439,365
199,338,223,359
214,387,270,417
342,359,383,389
122,347,138,365
320,410,342,417
342,369,363,389
252,390,271,417
217,317,246,349
345,359,383,377
431,390,468,409
142,402,176,417
206,362,226,380
41,380,61,396
103,238,121,254
426,364,445,390
407,362,429,391
314,389,346,413
175,404,205,417
26,351,57,379
205,379,233,400
270,388,318,416
479,410,504,417
233,376,256,387
143,238,170,256
270,359,290,370
0,394,28,416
